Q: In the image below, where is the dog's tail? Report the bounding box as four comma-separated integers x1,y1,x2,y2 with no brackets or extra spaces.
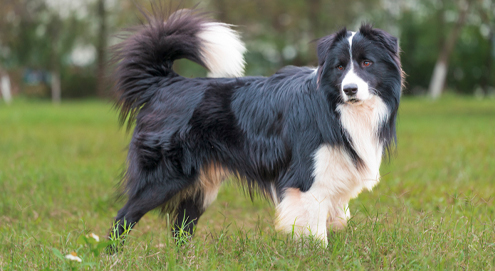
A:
111,6,246,126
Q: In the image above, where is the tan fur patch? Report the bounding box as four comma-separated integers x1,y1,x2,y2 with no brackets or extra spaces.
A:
197,163,230,208
162,163,229,216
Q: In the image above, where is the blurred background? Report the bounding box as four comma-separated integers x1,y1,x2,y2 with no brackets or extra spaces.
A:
1,1,494,268
0,0,494,103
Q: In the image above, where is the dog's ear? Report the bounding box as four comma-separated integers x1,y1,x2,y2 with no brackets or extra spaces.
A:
316,34,336,66
359,23,404,90
316,28,347,86
316,28,347,66
359,24,399,56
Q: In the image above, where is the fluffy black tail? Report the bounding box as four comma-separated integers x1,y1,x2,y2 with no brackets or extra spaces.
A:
111,5,246,127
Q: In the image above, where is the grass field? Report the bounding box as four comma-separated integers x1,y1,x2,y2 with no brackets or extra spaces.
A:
0,96,494,270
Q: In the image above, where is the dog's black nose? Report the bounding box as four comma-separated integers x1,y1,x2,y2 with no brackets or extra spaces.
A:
343,84,358,96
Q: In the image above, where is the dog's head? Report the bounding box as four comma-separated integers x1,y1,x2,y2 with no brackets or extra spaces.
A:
316,24,403,107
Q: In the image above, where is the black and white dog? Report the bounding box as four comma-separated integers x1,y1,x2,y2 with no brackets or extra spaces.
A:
110,7,402,246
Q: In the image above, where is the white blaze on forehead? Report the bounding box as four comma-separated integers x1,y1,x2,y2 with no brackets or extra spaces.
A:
341,31,370,101
347,31,356,54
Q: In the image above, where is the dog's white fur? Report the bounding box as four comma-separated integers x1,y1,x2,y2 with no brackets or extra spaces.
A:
198,22,246,78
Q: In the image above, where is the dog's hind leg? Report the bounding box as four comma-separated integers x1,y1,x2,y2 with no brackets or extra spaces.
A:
172,163,226,238
108,182,184,253
172,193,206,239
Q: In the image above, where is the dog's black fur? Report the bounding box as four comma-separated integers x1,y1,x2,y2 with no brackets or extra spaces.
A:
109,5,402,245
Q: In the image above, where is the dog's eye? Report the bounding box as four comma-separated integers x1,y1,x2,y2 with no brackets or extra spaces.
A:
337,65,344,70
362,60,372,67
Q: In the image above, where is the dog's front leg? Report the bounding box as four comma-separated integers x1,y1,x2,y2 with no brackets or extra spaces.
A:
327,202,350,231
275,188,329,246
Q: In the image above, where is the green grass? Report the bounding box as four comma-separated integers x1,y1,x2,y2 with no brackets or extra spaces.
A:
0,96,494,270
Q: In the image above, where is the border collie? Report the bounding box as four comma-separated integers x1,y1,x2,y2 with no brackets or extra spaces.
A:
109,6,402,247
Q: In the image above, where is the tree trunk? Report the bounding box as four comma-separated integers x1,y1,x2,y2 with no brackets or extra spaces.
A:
51,70,61,104
428,0,471,99
480,30,494,94
488,31,494,90
478,4,494,93
96,0,108,98
47,16,62,104
0,70,12,104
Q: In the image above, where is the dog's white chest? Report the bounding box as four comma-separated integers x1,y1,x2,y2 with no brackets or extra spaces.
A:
312,97,389,202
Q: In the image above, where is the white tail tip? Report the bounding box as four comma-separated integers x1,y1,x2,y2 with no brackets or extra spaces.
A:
198,23,246,78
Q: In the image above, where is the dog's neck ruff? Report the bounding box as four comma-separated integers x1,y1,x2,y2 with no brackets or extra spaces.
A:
312,96,388,203
337,96,388,185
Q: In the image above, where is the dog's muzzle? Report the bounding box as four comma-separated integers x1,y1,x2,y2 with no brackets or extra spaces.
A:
343,83,360,103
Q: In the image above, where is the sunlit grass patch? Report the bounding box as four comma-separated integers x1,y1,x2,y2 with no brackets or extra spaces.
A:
0,96,494,269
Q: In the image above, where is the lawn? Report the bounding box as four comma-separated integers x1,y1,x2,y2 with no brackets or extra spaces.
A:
0,96,494,270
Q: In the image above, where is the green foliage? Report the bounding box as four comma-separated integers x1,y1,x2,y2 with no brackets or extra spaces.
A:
0,97,494,269
396,4,494,95
449,25,493,93
1,0,494,98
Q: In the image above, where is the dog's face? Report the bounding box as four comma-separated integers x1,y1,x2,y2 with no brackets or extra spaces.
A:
317,25,402,106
